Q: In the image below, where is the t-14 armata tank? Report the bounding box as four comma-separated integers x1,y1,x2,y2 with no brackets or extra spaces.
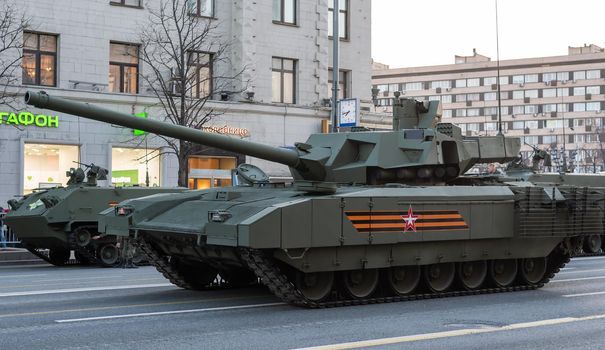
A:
4,159,187,266
25,91,605,307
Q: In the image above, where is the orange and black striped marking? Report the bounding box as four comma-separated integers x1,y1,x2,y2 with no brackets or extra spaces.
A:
345,210,469,233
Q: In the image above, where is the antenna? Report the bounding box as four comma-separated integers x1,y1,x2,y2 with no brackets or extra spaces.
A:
495,0,503,136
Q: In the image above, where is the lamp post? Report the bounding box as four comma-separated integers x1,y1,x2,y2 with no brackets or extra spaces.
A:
559,88,568,173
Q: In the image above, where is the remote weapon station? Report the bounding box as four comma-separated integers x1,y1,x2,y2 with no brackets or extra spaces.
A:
25,91,604,306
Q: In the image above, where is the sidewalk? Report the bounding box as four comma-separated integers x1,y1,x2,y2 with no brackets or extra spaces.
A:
0,248,45,265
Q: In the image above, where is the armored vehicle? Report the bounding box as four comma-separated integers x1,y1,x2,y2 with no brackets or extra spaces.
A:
26,91,605,307
5,161,187,267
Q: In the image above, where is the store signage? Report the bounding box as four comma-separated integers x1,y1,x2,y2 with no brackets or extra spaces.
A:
132,112,147,136
0,111,59,128
201,125,250,138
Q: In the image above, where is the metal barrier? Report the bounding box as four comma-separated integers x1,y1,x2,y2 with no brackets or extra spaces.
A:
0,212,21,248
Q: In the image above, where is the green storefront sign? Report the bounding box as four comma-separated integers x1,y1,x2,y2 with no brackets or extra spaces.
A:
111,169,139,186
0,111,59,128
133,112,147,136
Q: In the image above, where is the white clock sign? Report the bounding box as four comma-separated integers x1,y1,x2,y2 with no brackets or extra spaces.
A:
338,98,359,127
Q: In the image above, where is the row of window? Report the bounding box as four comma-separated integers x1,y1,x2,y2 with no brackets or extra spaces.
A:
458,118,603,134
22,32,350,104
375,70,604,93
447,102,603,118
110,0,214,16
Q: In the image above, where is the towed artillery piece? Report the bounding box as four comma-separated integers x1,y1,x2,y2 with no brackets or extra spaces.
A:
26,91,605,307
4,160,187,266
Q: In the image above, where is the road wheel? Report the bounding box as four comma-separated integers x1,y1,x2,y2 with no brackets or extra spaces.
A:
519,257,547,286
583,235,602,254
341,269,380,299
489,259,518,287
97,244,120,267
74,228,92,247
423,263,455,293
295,271,334,302
48,247,71,266
457,261,487,290
385,266,421,296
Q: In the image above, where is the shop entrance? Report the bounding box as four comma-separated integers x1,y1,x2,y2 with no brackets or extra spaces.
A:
23,143,79,194
188,156,236,189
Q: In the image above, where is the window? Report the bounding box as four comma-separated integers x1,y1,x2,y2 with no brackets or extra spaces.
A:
512,75,524,84
485,122,497,131
429,95,440,101
404,82,422,91
586,102,600,111
573,71,586,80
513,121,525,130
455,94,466,102
440,95,452,104
484,107,497,115
273,0,296,24
556,88,569,97
500,106,509,115
512,105,524,115
542,89,556,98
525,136,538,145
484,92,497,101
467,93,480,101
524,74,538,83
328,0,348,39
112,148,161,186
455,79,467,88
499,76,509,85
573,87,586,96
22,32,57,86
557,103,568,112
467,78,480,87
109,43,139,94
483,77,497,86
557,72,569,81
328,69,348,99
110,0,142,7
467,108,480,117
526,120,538,129
455,109,467,117
388,83,399,92
442,110,452,118
524,105,537,114
467,123,480,132
587,86,600,95
376,84,388,93
543,104,557,113
543,72,557,83
587,70,601,79
272,57,296,103
573,103,586,112
431,80,451,89
546,120,563,129
525,90,538,98
512,90,524,99
188,0,214,17
188,51,212,98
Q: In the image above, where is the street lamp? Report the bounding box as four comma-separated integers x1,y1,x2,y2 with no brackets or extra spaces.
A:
559,87,568,173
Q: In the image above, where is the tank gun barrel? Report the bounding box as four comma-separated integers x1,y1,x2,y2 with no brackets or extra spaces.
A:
25,91,301,169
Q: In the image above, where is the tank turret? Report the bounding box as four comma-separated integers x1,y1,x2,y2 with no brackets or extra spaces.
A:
25,91,520,185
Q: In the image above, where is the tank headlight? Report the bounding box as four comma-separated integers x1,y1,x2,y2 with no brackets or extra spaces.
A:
115,205,134,216
208,210,231,223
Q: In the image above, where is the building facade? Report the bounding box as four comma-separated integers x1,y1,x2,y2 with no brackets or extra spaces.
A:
0,0,372,205
372,45,605,173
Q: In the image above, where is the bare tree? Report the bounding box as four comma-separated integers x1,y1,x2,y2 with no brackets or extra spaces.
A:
138,0,245,187
0,3,30,108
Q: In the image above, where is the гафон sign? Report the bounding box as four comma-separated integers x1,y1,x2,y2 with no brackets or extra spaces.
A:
0,112,59,128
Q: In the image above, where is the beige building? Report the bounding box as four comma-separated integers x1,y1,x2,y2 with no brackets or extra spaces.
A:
372,45,605,173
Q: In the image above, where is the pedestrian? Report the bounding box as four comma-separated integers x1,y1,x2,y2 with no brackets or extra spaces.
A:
0,206,7,248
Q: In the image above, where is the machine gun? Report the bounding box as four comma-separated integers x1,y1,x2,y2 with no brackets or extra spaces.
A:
66,162,109,186
524,142,552,171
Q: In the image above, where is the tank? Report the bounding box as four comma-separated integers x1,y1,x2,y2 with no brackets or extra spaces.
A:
25,91,605,306
4,161,187,266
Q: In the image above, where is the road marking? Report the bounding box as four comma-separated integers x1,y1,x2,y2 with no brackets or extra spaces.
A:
572,256,605,261
562,291,605,298
0,295,268,319
0,274,47,279
291,314,605,350
0,283,173,297
559,268,605,274
2,277,167,289
55,302,285,323
551,276,605,283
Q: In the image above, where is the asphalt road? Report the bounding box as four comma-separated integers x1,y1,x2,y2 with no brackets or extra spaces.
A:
1,257,605,350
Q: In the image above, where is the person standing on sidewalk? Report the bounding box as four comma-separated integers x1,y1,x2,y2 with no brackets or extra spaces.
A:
0,206,7,248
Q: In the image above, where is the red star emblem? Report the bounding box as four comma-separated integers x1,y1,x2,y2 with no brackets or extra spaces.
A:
402,205,418,232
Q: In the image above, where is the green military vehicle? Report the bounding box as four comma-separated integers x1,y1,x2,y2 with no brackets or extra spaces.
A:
26,91,604,307
5,161,187,266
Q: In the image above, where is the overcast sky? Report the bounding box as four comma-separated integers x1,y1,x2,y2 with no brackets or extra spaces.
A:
371,0,605,68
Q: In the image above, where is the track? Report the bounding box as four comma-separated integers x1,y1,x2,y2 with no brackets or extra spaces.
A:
239,246,570,308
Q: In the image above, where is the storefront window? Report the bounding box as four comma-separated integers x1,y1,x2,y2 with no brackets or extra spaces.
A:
23,144,79,194
188,156,236,189
111,147,161,186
